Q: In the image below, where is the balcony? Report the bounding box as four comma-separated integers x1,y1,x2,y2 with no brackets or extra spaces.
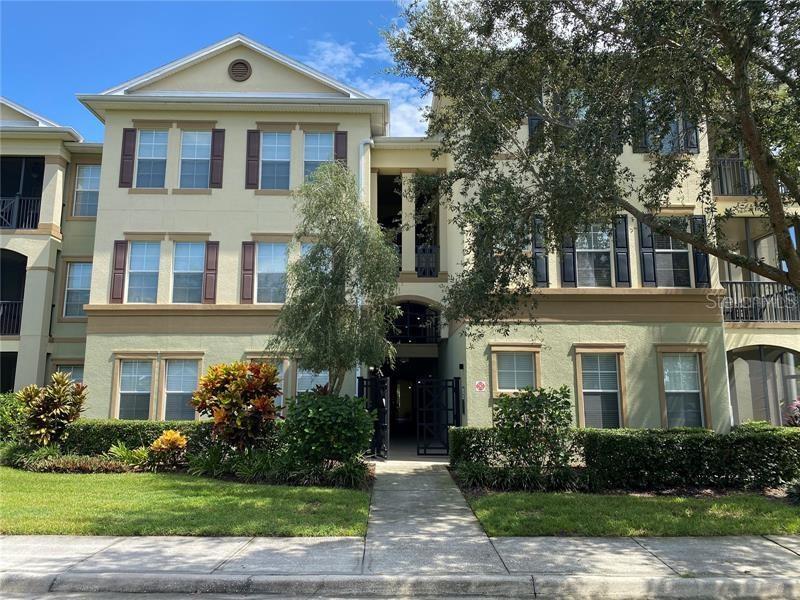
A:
0,196,41,229
722,281,800,323
0,301,23,335
415,244,439,278
712,158,787,196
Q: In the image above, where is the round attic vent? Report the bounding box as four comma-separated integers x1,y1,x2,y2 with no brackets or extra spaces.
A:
228,59,252,82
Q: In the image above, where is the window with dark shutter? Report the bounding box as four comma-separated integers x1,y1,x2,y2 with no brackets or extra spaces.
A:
532,216,548,286
119,129,137,188
560,233,577,287
613,215,631,287
209,130,225,188
203,241,219,303
240,241,255,303
245,130,260,189
110,240,128,303
690,215,710,287
334,131,348,165
639,221,657,286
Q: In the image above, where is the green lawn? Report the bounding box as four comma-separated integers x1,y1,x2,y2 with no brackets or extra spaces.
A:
469,491,800,536
0,467,370,536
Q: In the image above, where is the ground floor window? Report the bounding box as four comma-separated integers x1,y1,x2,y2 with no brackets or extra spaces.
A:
56,364,84,383
580,353,621,428
164,359,198,420
489,344,541,397
662,352,704,428
118,360,152,420
296,367,329,394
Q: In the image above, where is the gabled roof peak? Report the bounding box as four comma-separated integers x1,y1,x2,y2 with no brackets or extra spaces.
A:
100,34,372,99
0,96,62,128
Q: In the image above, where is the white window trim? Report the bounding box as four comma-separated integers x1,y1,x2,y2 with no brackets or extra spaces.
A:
653,223,695,288
255,241,288,305
125,241,160,304
178,130,212,189
575,224,615,288
63,262,92,318
162,358,200,421
134,129,169,189
171,241,205,304
259,131,292,190
73,164,100,217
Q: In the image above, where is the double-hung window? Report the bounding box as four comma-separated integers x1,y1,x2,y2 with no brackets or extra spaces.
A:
490,347,539,396
64,262,92,317
135,130,168,188
172,242,205,303
73,165,100,216
581,354,621,428
296,366,329,394
127,241,160,303
119,360,152,419
662,353,704,428
575,225,612,287
654,229,691,287
256,242,287,303
56,364,84,383
179,131,211,188
303,132,334,178
164,359,198,420
261,132,291,190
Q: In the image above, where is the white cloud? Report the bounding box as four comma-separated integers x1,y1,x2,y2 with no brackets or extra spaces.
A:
304,38,430,137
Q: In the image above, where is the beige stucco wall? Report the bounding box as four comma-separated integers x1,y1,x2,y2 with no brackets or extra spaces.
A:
462,319,731,432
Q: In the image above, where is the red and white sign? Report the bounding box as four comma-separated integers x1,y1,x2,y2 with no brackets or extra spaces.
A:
474,380,487,392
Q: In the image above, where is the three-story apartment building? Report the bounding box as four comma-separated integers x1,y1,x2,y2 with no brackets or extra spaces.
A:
1,35,797,454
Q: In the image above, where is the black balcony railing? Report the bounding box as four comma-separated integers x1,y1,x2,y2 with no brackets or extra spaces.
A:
0,301,23,335
712,158,788,196
0,196,41,229
415,244,439,278
722,281,800,322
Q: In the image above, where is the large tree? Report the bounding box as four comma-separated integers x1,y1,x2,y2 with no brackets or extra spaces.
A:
268,162,400,395
387,0,800,325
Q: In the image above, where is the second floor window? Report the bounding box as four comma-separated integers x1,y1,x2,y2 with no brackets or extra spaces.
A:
172,242,205,303
136,130,168,188
179,131,211,189
654,231,690,287
575,225,612,287
261,132,291,190
64,262,92,317
304,132,333,178
73,165,100,217
256,242,287,303
127,241,160,303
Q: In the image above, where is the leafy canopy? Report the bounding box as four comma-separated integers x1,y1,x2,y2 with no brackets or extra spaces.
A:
268,161,401,395
387,0,800,326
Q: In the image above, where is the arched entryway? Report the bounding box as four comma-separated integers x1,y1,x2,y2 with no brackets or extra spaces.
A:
728,345,799,426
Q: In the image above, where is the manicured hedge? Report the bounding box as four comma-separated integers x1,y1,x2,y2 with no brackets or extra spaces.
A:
61,419,213,456
450,425,800,491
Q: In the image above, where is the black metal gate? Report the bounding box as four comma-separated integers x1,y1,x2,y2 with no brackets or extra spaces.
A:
357,376,390,459
414,378,461,456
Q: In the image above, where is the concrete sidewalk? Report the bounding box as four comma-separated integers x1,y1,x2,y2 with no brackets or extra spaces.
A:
1,460,799,598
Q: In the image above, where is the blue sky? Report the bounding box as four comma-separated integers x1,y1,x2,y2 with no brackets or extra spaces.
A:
0,1,428,142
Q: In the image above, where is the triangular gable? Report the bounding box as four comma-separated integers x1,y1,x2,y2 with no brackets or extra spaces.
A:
103,34,370,99
0,97,61,127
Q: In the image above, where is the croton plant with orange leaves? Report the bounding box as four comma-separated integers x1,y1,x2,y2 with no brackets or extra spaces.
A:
191,361,281,450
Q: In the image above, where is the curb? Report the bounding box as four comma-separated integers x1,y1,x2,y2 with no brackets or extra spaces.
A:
1,571,798,598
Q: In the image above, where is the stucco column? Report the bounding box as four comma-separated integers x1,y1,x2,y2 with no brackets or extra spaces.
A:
290,125,304,190
39,156,67,229
400,170,416,274
369,169,378,219
14,264,56,389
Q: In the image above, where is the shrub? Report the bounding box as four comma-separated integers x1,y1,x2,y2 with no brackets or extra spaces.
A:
493,386,575,473
187,444,233,478
0,392,24,443
282,393,373,466
17,372,86,446
148,430,187,471
449,427,497,466
327,460,372,490
107,442,149,469
192,361,281,450
61,420,212,456
788,481,800,506
0,442,29,467
24,453,129,473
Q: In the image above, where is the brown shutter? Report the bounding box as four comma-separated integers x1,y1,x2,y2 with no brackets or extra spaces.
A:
334,131,347,165
209,129,225,188
245,130,260,189
240,241,255,303
202,241,219,304
110,240,128,303
119,128,137,188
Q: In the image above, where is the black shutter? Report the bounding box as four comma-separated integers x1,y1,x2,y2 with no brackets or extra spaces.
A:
245,130,260,189
209,129,225,188
528,115,543,152
561,233,577,287
639,220,657,287
533,216,548,287
119,128,137,188
631,97,648,153
683,118,699,153
613,215,631,287
690,215,711,287
110,241,128,303
240,242,255,303
202,241,219,304
334,131,348,165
